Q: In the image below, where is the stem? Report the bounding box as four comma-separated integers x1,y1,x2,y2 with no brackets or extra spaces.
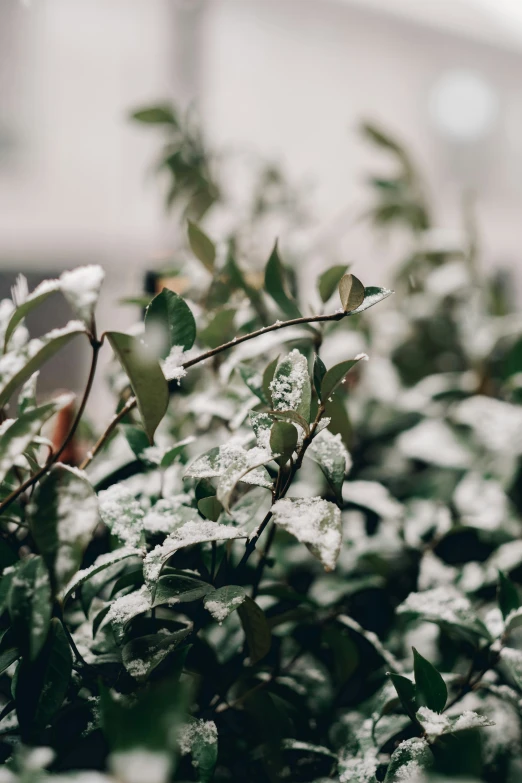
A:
0,335,101,516
238,405,326,575
80,309,348,470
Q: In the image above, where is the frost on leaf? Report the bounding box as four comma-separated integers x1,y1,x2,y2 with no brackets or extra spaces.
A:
185,444,273,490
416,707,494,739
60,265,105,323
179,717,218,780
343,480,403,520
143,521,247,585
107,585,152,641
98,485,145,547
142,499,199,536
203,585,247,623
271,497,342,571
216,447,274,510
397,586,490,640
309,429,351,502
384,737,432,782
269,349,311,422
28,465,99,589
61,548,142,602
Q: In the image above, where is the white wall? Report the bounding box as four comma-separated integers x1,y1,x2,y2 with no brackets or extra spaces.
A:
199,0,522,292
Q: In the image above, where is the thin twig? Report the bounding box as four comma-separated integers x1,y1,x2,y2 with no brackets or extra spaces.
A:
0,335,101,516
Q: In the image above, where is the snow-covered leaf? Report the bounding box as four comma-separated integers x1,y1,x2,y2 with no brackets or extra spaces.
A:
61,548,142,603
203,585,247,623
216,447,275,511
185,444,273,491
269,349,311,423
122,627,192,682
0,322,86,407
0,394,74,484
179,717,218,783
3,278,61,352
271,497,342,571
8,556,52,661
397,587,491,641
416,706,494,739
308,429,351,503
60,265,105,324
28,465,99,590
384,737,433,782
349,285,394,314
143,521,247,586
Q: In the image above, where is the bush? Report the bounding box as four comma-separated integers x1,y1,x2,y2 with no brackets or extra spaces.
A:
0,119,521,783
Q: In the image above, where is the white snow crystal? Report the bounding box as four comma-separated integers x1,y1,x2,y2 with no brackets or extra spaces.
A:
60,265,105,322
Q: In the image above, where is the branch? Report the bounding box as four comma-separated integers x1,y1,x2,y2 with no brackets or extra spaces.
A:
80,308,349,469
0,336,101,516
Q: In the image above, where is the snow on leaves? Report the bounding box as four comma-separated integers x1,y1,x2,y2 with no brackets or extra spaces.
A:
271,497,342,571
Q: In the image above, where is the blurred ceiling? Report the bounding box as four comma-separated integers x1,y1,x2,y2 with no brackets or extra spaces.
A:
338,0,522,51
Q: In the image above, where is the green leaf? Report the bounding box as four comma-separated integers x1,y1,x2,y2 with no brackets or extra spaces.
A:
122,627,192,682
188,221,216,272
3,279,61,352
308,429,349,503
204,585,247,622
17,372,39,415
199,308,236,349
384,738,433,782
271,350,311,423
15,618,72,737
216,450,275,511
389,673,417,721
100,676,188,753
320,355,367,402
271,497,342,571
130,105,178,125
413,647,447,713
238,596,271,664
339,273,365,312
144,287,196,357
185,445,272,490
153,574,213,607
0,322,86,407
313,354,327,397
198,496,224,521
264,241,302,319
498,570,520,621
8,556,52,661
160,437,194,468
267,408,310,434
0,628,19,675
0,394,74,485
28,465,99,590
349,286,394,314
61,548,142,604
106,331,169,443
317,264,349,303
180,716,218,783
121,423,151,462
270,421,298,466
262,355,279,407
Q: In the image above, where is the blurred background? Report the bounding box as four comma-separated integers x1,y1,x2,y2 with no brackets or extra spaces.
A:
2,0,522,411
